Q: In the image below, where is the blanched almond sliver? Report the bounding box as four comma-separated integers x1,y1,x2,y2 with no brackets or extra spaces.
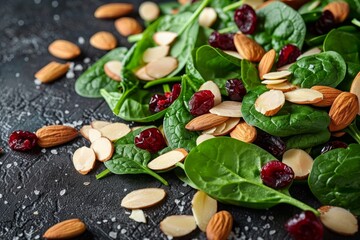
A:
255,90,285,116
350,72,360,115
223,50,243,59
266,81,298,92
145,57,178,79
202,127,217,135
199,81,222,106
91,120,111,130
297,47,321,60
263,70,292,80
192,191,217,232
143,46,170,63
88,128,102,143
129,209,147,223
209,101,242,118
284,88,323,104
139,1,160,22
147,148,188,171
135,66,155,81
277,63,294,71
213,117,240,136
90,137,114,162
261,79,288,85
121,188,166,209
79,125,92,140
318,206,358,235
72,146,96,175
153,31,178,46
196,134,215,145
99,122,131,142
160,215,197,237
198,7,217,28
282,149,313,179
104,60,122,81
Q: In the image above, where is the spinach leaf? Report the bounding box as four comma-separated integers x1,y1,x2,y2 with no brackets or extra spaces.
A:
242,87,330,137
241,59,262,91
285,130,331,150
308,144,360,216
299,0,360,19
75,47,127,98
253,2,306,52
184,137,317,212
289,51,346,88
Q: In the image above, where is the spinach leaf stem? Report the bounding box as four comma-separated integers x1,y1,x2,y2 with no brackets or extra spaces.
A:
143,76,182,89
345,120,360,144
352,18,360,28
96,169,111,180
128,33,143,43
163,84,171,93
222,0,243,12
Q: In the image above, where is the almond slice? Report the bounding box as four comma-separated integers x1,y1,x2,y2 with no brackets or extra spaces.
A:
282,149,313,179
277,63,294,71
196,134,215,145
88,128,102,143
90,137,114,162
121,188,166,209
255,90,285,116
115,17,143,37
199,81,222,106
284,88,323,104
35,61,70,83
185,113,229,131
230,121,257,143
72,146,96,175
135,66,155,81
90,31,117,50
147,148,188,171
104,60,122,81
160,215,197,237
262,70,292,80
139,1,160,22
223,50,243,59
99,123,131,142
350,72,360,115
143,46,170,63
48,40,81,60
258,49,276,80
266,81,297,92
234,33,265,62
311,85,342,107
94,3,133,19
202,127,217,135
79,125,92,140
209,101,242,118
145,57,178,79
129,209,147,223
261,79,288,85
153,31,178,46
297,47,321,60
198,7,217,28
213,118,240,136
43,218,86,239
192,191,217,232
318,206,358,235
91,120,111,130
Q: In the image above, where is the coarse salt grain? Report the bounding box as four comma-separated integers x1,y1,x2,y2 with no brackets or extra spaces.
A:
109,232,117,239
60,189,66,196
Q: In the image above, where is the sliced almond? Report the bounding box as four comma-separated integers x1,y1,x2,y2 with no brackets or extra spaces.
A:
318,206,358,235
263,70,292,80
223,50,243,60
350,72,360,115
230,121,257,143
79,125,92,140
91,120,111,130
234,33,265,62
199,7,217,28
90,31,117,50
213,118,240,136
153,31,178,46
277,63,294,71
145,57,178,79
43,218,86,239
282,149,313,179
135,66,155,81
199,81,222,106
90,137,114,162
104,60,122,81
192,191,217,232
147,148,188,171
261,79,288,85
284,88,323,104
143,46,170,63
129,209,147,223
196,134,215,145
160,215,197,237
139,1,160,22
323,1,349,23
209,101,242,118
94,3,133,19
202,127,217,135
266,81,297,92
255,90,285,116
88,128,102,143
48,40,81,60
185,113,229,131
258,49,276,80
212,122,226,134
35,61,70,83
115,17,142,37
297,47,321,60
121,188,166,209
99,122,131,142
311,85,342,107
72,146,96,175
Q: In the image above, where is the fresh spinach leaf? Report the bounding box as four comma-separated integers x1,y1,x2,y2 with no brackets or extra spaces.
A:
285,130,331,150
308,144,360,216
241,59,262,91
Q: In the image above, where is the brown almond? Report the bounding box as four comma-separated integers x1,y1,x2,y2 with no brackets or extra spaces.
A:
206,211,233,240
234,33,265,62
90,31,117,50
35,61,70,83
36,125,78,148
185,114,229,131
230,121,257,143
178,0,192,5
350,72,360,115
258,49,276,80
311,86,342,107
94,3,133,19
115,17,143,37
323,1,349,23
48,40,81,60
329,92,359,132
43,218,86,239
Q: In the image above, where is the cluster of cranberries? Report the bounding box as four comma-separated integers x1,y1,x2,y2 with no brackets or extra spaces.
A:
149,83,181,113
8,130,38,151
285,211,324,240
134,128,167,153
225,79,246,101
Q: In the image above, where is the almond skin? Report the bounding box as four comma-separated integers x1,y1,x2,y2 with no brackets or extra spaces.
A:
115,17,143,37
48,40,81,60
90,31,117,50
311,86,342,107
36,125,78,148
94,3,133,19
185,114,229,131
43,218,86,239
230,121,257,143
35,61,70,83
258,49,276,79
329,92,359,132
234,33,265,62
323,1,349,23
206,211,233,240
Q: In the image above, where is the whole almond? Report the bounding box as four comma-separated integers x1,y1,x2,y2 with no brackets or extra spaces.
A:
234,33,265,62
329,92,359,132
230,121,257,143
206,211,233,240
311,86,342,107
115,17,143,37
90,31,117,50
258,49,276,79
318,206,358,235
350,72,360,115
43,218,86,239
323,1,349,23
94,3,133,19
35,61,70,83
48,40,81,60
185,113,229,131
36,125,78,148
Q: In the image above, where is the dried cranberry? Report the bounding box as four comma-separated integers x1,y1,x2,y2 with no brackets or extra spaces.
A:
208,32,237,51
234,4,257,34
225,79,246,101
134,128,167,153
277,44,302,68
169,83,181,103
254,130,286,158
8,130,38,152
261,160,294,189
285,211,323,240
189,90,215,116
149,94,170,113
311,10,336,35
321,141,348,154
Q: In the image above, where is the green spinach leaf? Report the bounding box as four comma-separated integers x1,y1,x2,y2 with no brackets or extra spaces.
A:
241,59,262,91
285,130,331,150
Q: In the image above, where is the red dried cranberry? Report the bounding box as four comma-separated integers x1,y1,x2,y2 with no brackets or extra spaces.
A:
234,4,257,34
169,83,181,103
134,128,167,153
8,130,38,152
261,160,294,189
321,141,348,154
285,211,323,240
189,90,214,116
277,44,302,68
149,94,170,113
225,79,246,101
254,130,286,158
208,32,237,51
311,10,336,35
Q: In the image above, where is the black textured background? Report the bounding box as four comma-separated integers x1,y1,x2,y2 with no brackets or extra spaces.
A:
0,0,358,239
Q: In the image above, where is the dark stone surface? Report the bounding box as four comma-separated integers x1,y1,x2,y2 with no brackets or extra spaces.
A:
0,0,358,239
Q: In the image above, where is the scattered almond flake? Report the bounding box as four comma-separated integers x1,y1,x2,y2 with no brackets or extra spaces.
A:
247,216,251,222
52,1,58,8
78,37,85,45
64,110,69,114
269,230,276,235
34,79,42,85
59,189,66,196
15,73,20,77
120,229,127,234
97,221,101,224
109,231,117,239
53,14,60,21
129,209,146,223
50,149,58,155
74,64,83,71
111,217,116,222
6,164,12,168
84,57,91,63
33,211,39,215
83,182,90,186
66,71,75,79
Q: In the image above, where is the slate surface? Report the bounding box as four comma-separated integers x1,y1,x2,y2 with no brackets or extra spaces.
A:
0,0,358,239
